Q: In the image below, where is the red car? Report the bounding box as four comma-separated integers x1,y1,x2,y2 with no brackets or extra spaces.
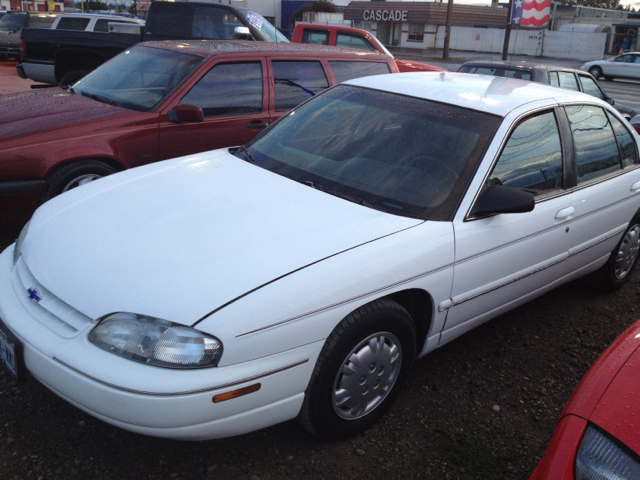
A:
291,23,446,74
530,320,640,479
0,40,397,225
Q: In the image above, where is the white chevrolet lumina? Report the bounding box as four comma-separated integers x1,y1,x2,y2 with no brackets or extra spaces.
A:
1,73,640,441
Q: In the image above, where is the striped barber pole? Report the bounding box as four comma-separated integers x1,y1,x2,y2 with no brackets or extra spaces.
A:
511,0,551,27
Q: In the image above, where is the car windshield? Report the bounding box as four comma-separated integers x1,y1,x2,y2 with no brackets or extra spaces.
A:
369,34,393,58
0,14,26,31
240,85,501,221
244,10,288,42
71,45,204,112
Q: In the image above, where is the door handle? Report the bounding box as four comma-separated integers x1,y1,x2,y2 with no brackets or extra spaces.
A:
555,206,575,220
247,122,269,129
631,181,640,192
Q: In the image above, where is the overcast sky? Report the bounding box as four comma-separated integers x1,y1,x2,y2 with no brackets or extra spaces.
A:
452,0,639,9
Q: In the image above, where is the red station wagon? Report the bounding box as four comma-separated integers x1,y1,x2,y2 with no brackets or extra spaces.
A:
0,40,397,225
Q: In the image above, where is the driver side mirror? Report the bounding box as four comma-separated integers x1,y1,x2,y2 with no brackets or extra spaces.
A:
235,26,252,40
607,97,615,106
470,185,535,217
168,104,204,123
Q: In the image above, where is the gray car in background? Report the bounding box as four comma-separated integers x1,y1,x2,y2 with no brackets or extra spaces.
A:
457,60,637,120
0,11,58,60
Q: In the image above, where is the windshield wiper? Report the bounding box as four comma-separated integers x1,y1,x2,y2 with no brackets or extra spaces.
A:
81,91,118,107
237,145,256,164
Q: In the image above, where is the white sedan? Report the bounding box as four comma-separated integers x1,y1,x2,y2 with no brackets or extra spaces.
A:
1,73,640,441
581,52,640,81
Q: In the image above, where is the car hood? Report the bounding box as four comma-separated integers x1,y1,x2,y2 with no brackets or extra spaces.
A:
22,149,421,324
590,344,640,456
395,59,447,73
0,88,133,141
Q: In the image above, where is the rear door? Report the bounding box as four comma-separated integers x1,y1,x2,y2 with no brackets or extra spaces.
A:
158,57,270,160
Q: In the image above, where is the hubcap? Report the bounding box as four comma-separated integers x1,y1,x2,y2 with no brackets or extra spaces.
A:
615,225,640,279
62,174,103,193
332,332,402,420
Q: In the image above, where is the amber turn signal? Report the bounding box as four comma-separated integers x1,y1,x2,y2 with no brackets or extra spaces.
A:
212,383,261,403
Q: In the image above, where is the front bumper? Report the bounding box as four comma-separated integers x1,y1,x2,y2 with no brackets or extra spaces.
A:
0,43,19,56
0,245,321,440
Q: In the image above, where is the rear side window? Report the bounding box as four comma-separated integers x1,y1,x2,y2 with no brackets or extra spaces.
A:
608,113,638,168
329,61,391,84
180,62,263,118
549,71,559,87
145,2,187,38
301,29,329,45
557,72,579,91
336,33,376,51
272,61,329,111
55,17,90,31
191,7,241,40
579,75,605,100
489,111,563,195
566,105,621,184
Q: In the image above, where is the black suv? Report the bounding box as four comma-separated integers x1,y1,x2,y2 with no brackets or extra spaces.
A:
457,60,636,120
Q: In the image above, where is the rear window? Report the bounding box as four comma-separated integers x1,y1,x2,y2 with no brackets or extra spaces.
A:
145,2,188,38
458,66,531,81
329,61,391,84
55,17,91,31
301,29,329,45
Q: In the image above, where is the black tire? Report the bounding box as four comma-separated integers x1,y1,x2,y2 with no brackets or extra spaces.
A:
41,160,116,204
59,69,88,88
298,298,416,439
588,66,603,79
592,213,640,293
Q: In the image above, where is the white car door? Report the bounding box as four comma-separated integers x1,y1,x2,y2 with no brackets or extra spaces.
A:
560,104,640,274
441,106,574,343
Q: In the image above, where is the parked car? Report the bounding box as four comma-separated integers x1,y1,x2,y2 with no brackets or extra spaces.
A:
457,60,637,120
292,23,446,73
581,52,640,81
530,320,640,479
2,73,640,441
49,12,144,32
0,40,397,225
0,11,57,60
18,1,287,86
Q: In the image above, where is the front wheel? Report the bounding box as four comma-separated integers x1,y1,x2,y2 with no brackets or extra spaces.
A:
40,160,116,204
593,214,640,292
298,298,416,439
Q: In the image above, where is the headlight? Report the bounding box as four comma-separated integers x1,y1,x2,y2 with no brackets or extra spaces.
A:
13,220,30,265
575,425,640,480
89,313,223,368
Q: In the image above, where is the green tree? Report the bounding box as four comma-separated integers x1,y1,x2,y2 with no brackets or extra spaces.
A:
290,0,337,31
556,0,620,9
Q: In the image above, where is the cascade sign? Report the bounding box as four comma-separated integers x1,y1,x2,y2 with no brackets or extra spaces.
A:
363,10,408,21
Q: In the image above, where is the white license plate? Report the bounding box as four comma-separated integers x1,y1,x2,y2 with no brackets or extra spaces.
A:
0,323,20,380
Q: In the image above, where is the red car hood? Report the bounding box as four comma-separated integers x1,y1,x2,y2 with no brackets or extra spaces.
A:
590,345,640,455
0,88,133,141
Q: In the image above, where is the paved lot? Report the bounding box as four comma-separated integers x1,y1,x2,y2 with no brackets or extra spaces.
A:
0,60,40,94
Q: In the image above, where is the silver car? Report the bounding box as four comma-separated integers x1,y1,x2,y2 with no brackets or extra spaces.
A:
581,53,640,81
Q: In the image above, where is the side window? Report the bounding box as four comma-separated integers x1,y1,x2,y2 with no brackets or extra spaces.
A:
503,70,531,80
180,62,263,118
579,75,605,100
489,111,563,195
55,17,91,30
614,55,633,63
301,29,329,45
145,3,187,38
329,61,391,84
191,7,240,40
607,112,638,168
635,56,640,64
557,72,579,91
272,61,329,111
566,105,621,184
549,71,559,87
94,19,110,32
336,33,376,51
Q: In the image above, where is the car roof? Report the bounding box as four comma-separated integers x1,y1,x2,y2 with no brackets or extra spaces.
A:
345,72,591,116
460,60,582,74
140,40,390,59
57,13,143,20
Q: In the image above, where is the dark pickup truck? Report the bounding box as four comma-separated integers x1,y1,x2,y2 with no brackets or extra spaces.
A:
18,1,287,86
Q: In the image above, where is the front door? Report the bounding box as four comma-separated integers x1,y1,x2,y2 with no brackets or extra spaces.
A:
158,58,270,160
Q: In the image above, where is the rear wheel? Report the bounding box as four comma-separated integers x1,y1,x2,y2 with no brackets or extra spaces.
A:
588,66,603,79
298,298,416,439
593,213,640,292
41,160,116,204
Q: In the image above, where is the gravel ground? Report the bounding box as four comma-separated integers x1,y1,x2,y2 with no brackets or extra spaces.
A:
1,224,638,480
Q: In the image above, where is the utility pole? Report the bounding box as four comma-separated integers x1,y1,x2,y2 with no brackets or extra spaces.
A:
442,0,454,60
501,0,514,60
